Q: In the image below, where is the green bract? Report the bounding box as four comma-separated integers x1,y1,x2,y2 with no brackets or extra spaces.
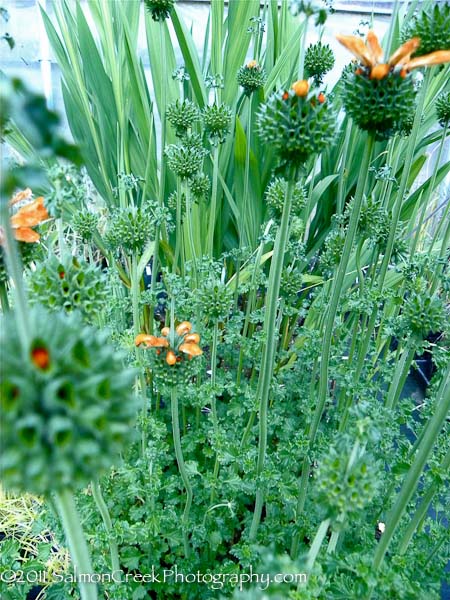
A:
341,68,416,139
436,91,450,128
402,2,450,56
257,88,335,172
143,0,175,21
0,308,137,495
203,103,232,145
237,63,266,96
29,255,107,322
167,99,199,137
304,42,335,85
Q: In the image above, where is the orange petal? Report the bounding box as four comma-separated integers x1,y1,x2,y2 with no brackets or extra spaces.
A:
14,227,40,243
247,59,258,68
179,342,203,357
388,38,420,66
166,350,177,365
135,334,168,347
404,50,450,70
161,326,170,337
31,347,51,370
176,321,192,335
9,188,32,207
11,197,49,228
336,34,375,67
370,64,390,80
291,80,309,97
366,30,383,63
184,333,200,344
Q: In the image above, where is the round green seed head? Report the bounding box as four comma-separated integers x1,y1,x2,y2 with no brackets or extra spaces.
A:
436,91,450,128
167,99,200,137
340,68,417,139
29,255,108,323
71,211,99,241
143,0,175,21
304,42,335,85
0,308,137,495
257,87,335,172
203,103,232,145
237,62,266,96
402,2,450,56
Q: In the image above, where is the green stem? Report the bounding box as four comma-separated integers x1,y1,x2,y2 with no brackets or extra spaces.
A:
371,364,450,576
397,445,450,556
54,489,98,600
312,134,375,445
249,171,295,541
207,146,220,256
306,518,330,572
385,340,417,410
171,386,193,558
0,203,30,351
91,480,121,579
0,279,9,313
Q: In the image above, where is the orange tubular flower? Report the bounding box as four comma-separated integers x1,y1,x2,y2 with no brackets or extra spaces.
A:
336,30,450,79
136,321,202,367
292,79,309,97
6,192,50,243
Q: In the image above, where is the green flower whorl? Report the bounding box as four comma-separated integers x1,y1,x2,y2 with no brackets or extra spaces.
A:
341,68,416,139
143,0,175,21
71,211,99,241
402,2,450,56
257,87,335,172
29,255,107,322
105,205,154,253
203,103,232,145
0,308,137,495
165,141,206,179
237,62,266,96
304,42,335,85
167,99,200,137
436,91,450,128
265,177,306,218
189,172,210,200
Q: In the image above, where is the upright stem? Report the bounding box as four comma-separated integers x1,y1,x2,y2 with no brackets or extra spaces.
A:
91,480,121,579
0,279,9,313
0,203,30,351
371,364,450,578
54,489,98,600
306,518,330,572
210,322,220,501
385,340,417,409
207,146,220,256
312,134,375,445
171,386,193,558
249,171,295,541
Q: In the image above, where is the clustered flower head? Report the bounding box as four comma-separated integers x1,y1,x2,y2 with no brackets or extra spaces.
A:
29,255,108,323
1,189,50,244
304,42,335,86
203,103,232,145
136,320,202,364
71,211,99,241
436,91,450,128
166,99,200,137
337,30,450,138
105,205,154,253
136,321,203,388
257,79,334,173
143,0,176,21
0,308,137,495
165,140,206,179
402,2,450,57
237,60,266,96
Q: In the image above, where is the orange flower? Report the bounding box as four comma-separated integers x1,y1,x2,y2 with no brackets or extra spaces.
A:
135,321,202,366
135,334,169,348
291,79,309,97
247,59,258,69
7,192,50,243
31,346,51,370
336,30,450,79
